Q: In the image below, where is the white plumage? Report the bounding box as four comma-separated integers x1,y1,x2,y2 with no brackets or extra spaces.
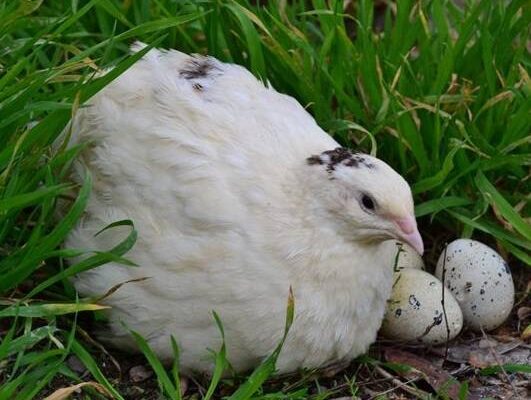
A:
66,44,423,374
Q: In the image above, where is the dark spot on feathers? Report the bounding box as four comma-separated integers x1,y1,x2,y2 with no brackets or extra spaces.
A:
323,147,353,164
345,158,359,167
307,155,323,165
480,289,485,295
395,308,402,317
193,83,203,91
433,312,443,326
306,147,376,172
180,57,221,80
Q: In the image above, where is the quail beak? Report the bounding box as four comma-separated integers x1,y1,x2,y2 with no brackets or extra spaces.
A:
394,215,424,255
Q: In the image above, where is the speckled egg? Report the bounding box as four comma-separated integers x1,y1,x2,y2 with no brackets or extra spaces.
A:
381,241,424,270
381,269,463,344
435,239,514,332
394,242,425,270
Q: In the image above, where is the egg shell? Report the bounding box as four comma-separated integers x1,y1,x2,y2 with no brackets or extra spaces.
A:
381,269,463,345
395,242,424,270
382,241,424,270
435,239,514,332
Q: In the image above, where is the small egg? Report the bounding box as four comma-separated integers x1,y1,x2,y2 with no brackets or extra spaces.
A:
381,269,463,345
381,241,424,270
395,242,424,270
435,239,514,332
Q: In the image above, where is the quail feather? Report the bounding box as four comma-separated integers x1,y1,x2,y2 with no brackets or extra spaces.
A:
64,43,424,374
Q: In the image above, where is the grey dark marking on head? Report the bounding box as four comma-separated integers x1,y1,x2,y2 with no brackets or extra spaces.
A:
323,147,354,165
306,155,323,165
306,147,376,172
180,57,222,80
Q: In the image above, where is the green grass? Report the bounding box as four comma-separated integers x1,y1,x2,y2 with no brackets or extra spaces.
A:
0,0,529,398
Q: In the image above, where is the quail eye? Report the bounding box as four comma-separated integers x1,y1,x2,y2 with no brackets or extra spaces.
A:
361,194,376,212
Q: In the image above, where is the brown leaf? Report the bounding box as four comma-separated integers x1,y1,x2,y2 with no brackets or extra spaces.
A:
467,338,530,369
43,382,112,400
384,348,463,400
468,382,522,400
444,336,523,364
89,277,151,303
